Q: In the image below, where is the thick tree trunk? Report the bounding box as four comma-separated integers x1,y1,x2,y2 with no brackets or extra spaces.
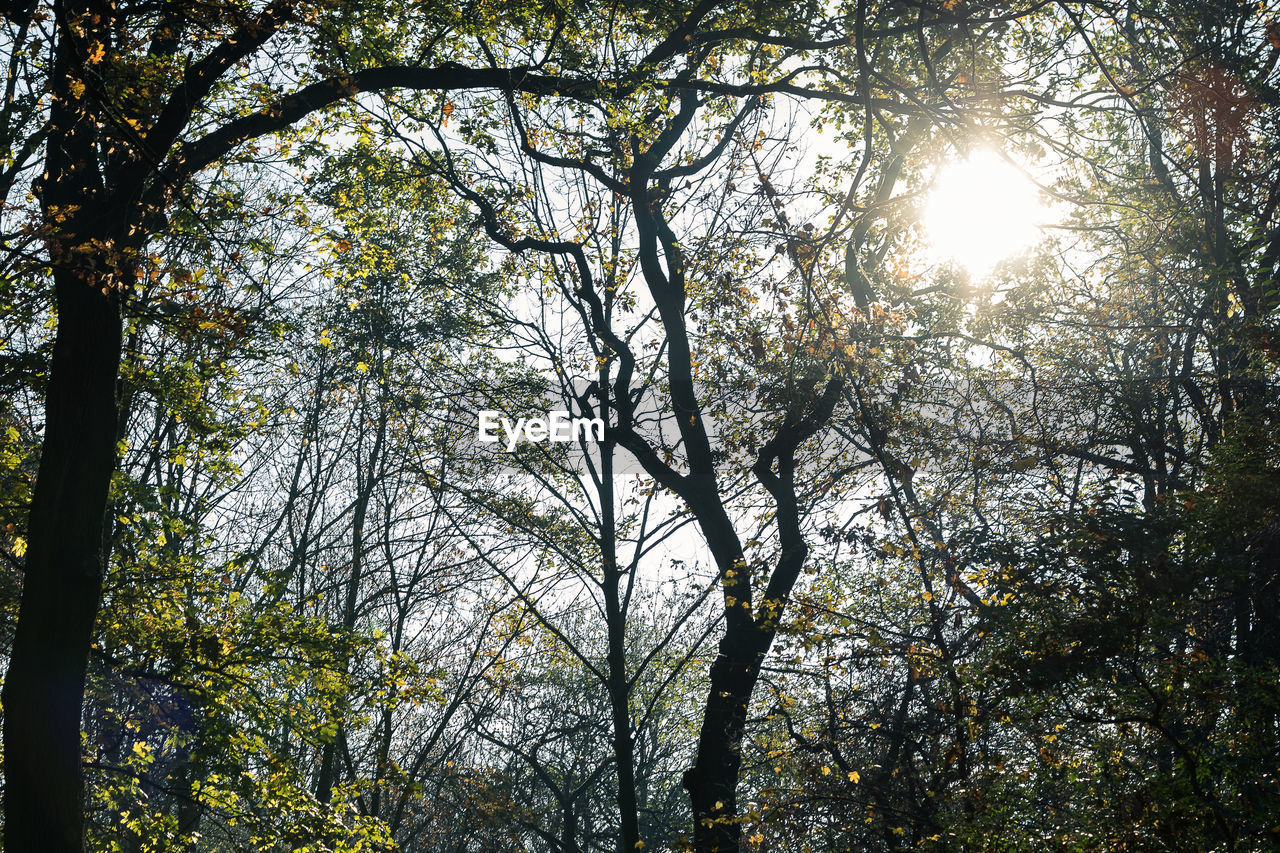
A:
683,629,767,853
3,8,125,844
2,265,122,853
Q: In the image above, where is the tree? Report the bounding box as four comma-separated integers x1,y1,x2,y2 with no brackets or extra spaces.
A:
956,2,1280,846
0,1,802,848
401,22,933,851
747,1,1280,848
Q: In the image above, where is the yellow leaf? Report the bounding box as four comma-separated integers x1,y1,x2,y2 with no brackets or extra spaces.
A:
1227,292,1242,318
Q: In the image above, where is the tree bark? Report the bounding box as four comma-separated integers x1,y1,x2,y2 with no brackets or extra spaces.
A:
3,3,125,845
2,263,123,853
599,427,643,852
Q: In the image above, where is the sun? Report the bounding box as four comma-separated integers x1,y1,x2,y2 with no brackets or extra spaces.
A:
922,149,1045,276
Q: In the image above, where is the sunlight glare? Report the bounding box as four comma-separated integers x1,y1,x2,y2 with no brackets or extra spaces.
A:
923,149,1045,276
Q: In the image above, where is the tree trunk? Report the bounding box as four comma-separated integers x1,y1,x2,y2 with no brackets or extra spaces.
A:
599,428,643,852
3,264,123,853
683,629,767,853
3,5,128,845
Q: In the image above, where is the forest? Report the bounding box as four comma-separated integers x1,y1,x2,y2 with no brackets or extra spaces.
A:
1,0,1278,851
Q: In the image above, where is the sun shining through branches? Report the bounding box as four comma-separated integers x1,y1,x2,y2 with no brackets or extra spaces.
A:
923,149,1046,276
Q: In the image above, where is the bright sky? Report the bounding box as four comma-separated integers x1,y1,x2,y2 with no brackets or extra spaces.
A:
922,148,1047,276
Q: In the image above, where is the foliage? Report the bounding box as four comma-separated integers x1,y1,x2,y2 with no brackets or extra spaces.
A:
1,0,1279,851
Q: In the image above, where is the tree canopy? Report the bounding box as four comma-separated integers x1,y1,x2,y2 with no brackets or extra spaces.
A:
1,0,1277,851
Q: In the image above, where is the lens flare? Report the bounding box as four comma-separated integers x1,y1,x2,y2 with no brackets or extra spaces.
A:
923,149,1045,275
